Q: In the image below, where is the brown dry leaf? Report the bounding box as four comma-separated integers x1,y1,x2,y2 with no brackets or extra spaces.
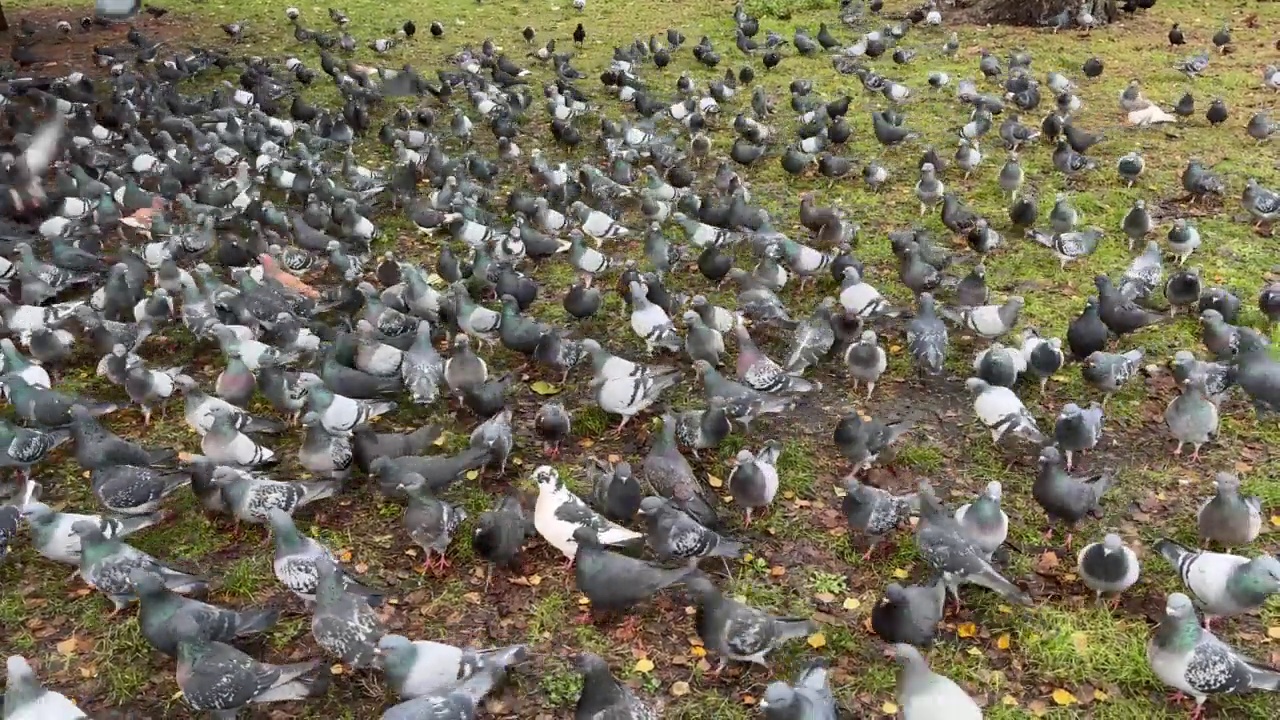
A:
579,438,596,449
670,681,690,697
354,562,369,574
337,549,353,563
806,632,827,649
996,633,1011,650
1052,688,1078,706
56,636,79,656
770,566,786,577
607,454,621,464
527,574,543,586
1267,627,1280,639
814,592,835,603
634,658,655,673
1035,551,1060,573
957,622,977,638
1028,699,1049,717
741,694,756,705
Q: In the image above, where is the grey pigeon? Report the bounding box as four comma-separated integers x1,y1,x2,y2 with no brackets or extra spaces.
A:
0,374,117,428
1122,200,1153,250
1096,275,1165,336
213,466,339,523
965,377,1044,444
401,473,468,573
734,315,817,393
1155,539,1280,624
376,634,526,701
70,519,207,611
783,299,837,377
0,420,68,481
267,509,383,606
1146,592,1280,713
870,577,946,647
0,503,17,562
1120,241,1164,301
727,441,781,525
368,447,491,498
133,569,279,657
760,661,838,720
683,310,725,367
572,526,694,617
941,297,1023,338
1019,329,1064,391
21,498,157,565
586,456,642,523
973,342,1025,388
1164,377,1220,460
91,464,190,516
915,481,1031,606
69,404,176,470
202,406,277,467
841,474,918,559
1033,446,1115,544
1197,472,1262,547
1182,159,1225,201
534,402,571,459
380,691,477,720
892,644,983,720
300,376,395,434
687,574,816,671
843,329,887,398
469,407,513,475
643,414,718,526
352,423,441,475
670,401,732,457
3,655,88,719
1082,349,1144,405
833,411,912,470
694,360,796,429
906,293,947,376
1200,309,1247,360
1076,533,1140,604
954,481,1007,560
312,556,385,668
298,411,355,481
175,634,329,717
1053,402,1104,469
638,495,742,569
574,652,657,720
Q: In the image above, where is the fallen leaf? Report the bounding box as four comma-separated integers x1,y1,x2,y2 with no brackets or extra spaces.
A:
634,658,655,673
578,596,591,606
891,568,909,579
741,694,756,705
690,646,707,658
957,622,977,638
814,592,835,603
530,380,561,396
670,681,690,697
338,549,353,563
1093,689,1109,702
1268,627,1280,639
1002,694,1018,706
433,433,448,447
770,566,786,577
1036,551,1060,573
881,701,899,714
465,470,480,480
527,574,542,586
997,633,1011,650
1071,631,1088,653
1271,515,1280,528
707,474,723,488
56,636,79,656
842,597,861,611
807,632,826,649
354,562,369,574
607,454,621,464
1052,688,1078,706
330,664,346,675
1028,699,1049,717
579,438,595,449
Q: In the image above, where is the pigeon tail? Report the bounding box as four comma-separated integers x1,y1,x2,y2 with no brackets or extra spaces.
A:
252,660,332,703
234,608,282,638
774,618,819,641
1154,537,1193,568
709,537,745,559
117,512,162,535
969,566,1032,605
243,415,287,434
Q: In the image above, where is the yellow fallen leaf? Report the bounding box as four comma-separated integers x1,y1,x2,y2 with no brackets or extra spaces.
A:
743,553,754,562
741,694,756,705
842,597,861,611
770,566,786,577
1071,631,1088,653
807,632,826,649
1271,515,1280,527
997,604,1012,614
338,549,352,563
56,636,79,656
966,647,982,657
607,454,621,464
330,664,346,675
1093,689,1109,702
579,438,595,448
891,568,909,579
1002,694,1018,706
529,380,561,396
527,574,542,586
1051,688,1078,706
433,433,448,447
511,457,523,467
670,680,690,697
1268,626,1280,639
782,491,795,500
578,596,591,605
888,345,902,354
690,646,707,658
634,658,655,673
957,622,977,638
997,633,1010,650
882,700,899,714
814,592,835,603
465,470,480,480
707,474,723,488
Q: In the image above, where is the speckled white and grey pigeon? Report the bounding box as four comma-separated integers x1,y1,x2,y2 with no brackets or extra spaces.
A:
638,495,743,570
298,376,396,434
687,574,816,672
645,414,719,527
954,481,1007,560
70,519,208,612
212,466,339,524
734,315,818,393
311,556,385,668
1146,592,1280,715
202,405,277,467
1077,533,1140,605
178,375,284,436
22,495,158,566
727,440,781,526
132,568,280,657
841,474,918,559
1053,401,1104,470
0,420,68,481
3,655,87,720
266,509,383,606
1082,349,1144,406
759,661,838,720
1165,376,1220,460
1197,472,1262,547
1119,241,1164,301
375,634,526,701
175,632,330,718
965,377,1045,444
907,294,948,376
694,360,797,429
574,652,657,720
298,411,354,481
91,464,191,516
593,363,681,433
1155,539,1280,626
533,465,642,561
403,321,445,406
628,280,681,353
942,296,1023,338
1170,351,1233,403
784,298,837,375
915,481,1032,606
892,644,983,720
870,577,946,647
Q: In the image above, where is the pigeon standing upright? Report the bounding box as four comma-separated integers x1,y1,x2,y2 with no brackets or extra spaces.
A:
727,441,781,525
686,574,816,671
574,653,657,719
953,481,1007,560
311,557,385,668
915,481,1031,606
1077,534,1140,606
1033,446,1115,546
1197,472,1262,547
637,495,743,570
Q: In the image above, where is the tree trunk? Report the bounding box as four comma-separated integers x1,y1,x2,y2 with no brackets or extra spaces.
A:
966,0,1118,27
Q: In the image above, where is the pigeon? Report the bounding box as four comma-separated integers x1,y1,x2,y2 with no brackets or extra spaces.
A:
573,526,695,618
638,495,742,570
1170,351,1233,402
891,644,983,720
472,492,534,575
843,329,887,399
644,414,718,526
21,498,158,565
574,652,657,719
70,519,207,612
1155,539,1280,625
1033,446,1114,544
213,467,339,524
533,402,571,459
941,297,1023,338
132,569,279,657
1197,472,1262,547
870,577,946,647
1082,349,1144,405
734,315,817,393
973,342,1025,388
202,406,277,467
1077,533,1140,605
401,474,468,573
964,378,1044,444
841,474,918,558
833,412,912,470
175,633,330,717
0,502,18,561
1053,402,1104,469
915,481,1031,606
954,481,1007,560
726,441,781,525
311,556,385,668
533,465,642,561
759,661,839,720
1164,377,1220,460
1019,329,1064,391
686,574,816,671
906,293,947,376
91,464,191,516
3,655,88,720
267,509,382,606
375,635,526,701
0,421,69,482
1147,592,1280,715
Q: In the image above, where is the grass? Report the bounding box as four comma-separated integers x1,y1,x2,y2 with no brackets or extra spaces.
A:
2,0,1280,716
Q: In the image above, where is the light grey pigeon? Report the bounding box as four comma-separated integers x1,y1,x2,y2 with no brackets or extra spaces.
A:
1170,351,1232,402
972,342,1025,388
841,474,918,559
532,465,642,560
915,481,1032,606
694,360,797,429
1119,241,1164,301
202,406,277,467
375,634,526,701
1077,533,1140,605
574,652,657,719
906,293,947,376
870,577,946,647
644,415,719,526
727,441,781,525
175,633,330,717
892,644,983,720
267,509,383,606
759,661,839,720
132,568,280,657
3,655,87,720
1146,592,1280,714
1197,472,1262,547
964,377,1045,444
312,556,385,668
687,574,816,671
400,473,468,573
1081,349,1144,406
70,519,207,611
90,464,189,516
469,407,513,475
593,370,680,433
638,495,743,570
21,498,157,565
683,310,725,367
299,376,396,434
942,296,1023,338
954,481,1007,560
298,411,355,480
832,412,912,470
1053,401,1104,469
734,315,818,394
1164,376,1219,460
572,526,695,616
843,329,887,399
213,466,339,523
1155,539,1280,626
784,298,837,375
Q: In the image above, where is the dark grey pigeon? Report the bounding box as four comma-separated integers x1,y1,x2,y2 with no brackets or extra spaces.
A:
1077,534,1140,604
90,464,190,516
401,473,467,573
906,293,947,376
1096,275,1164,336
870,577,946,647
586,456,643,523
133,569,279,657
643,414,718,526
914,481,1032,606
572,527,695,616
1033,446,1114,544
574,652,657,719
841,474,918,559
1053,402,1104,470
1197,472,1262,547
472,492,534,575
0,502,18,561
760,661,839,720
311,556,385,668
175,633,330,717
687,574,816,671
638,495,743,570
833,412,912,470
70,404,176,470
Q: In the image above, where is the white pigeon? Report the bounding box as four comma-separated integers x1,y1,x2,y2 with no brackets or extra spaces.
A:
3,655,87,720
533,465,642,560
965,377,1045,444
628,281,681,353
838,266,891,318
1127,105,1178,126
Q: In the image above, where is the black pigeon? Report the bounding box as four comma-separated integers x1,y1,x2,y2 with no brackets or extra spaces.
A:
1169,23,1185,46
1174,92,1195,117
522,26,534,43
574,23,586,45
429,20,443,37
1212,24,1231,53
1206,99,1228,126
763,50,781,70
403,20,416,37
1082,57,1103,78
1067,298,1108,360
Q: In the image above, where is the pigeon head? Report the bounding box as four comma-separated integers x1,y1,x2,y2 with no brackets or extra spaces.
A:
883,582,908,603
531,465,562,491
984,481,1002,501
69,519,102,539
19,501,52,522
963,377,991,395
1164,592,1196,619
760,681,796,710
1038,446,1063,466
1102,533,1124,554
1213,472,1240,494
574,652,609,674
859,329,878,344
637,496,669,516
570,526,600,547
889,642,925,667
374,633,411,658
1198,308,1223,324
